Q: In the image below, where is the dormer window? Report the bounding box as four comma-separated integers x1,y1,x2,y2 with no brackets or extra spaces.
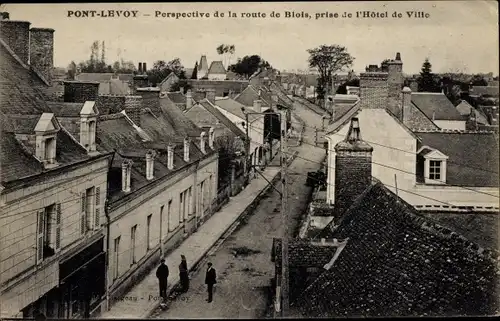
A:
34,113,60,169
80,101,98,154
418,146,448,185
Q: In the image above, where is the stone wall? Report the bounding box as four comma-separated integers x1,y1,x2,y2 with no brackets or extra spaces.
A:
0,20,30,65
29,28,54,84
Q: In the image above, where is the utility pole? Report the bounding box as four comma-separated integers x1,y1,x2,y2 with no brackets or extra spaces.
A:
280,109,289,317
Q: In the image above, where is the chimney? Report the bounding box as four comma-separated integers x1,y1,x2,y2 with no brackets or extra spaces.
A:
0,19,31,65
209,127,215,149
200,131,206,154
401,87,412,124
206,89,216,104
138,62,143,74
63,81,100,103
358,72,389,109
186,89,193,110
334,117,373,217
387,52,404,116
121,160,133,193
143,62,147,74
179,86,184,94
183,137,190,162
29,27,55,85
167,144,175,170
146,150,155,180
253,99,262,113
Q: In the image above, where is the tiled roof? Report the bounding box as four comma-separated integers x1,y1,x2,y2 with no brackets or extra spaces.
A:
184,102,221,129
455,100,489,125
47,102,84,117
214,97,261,122
0,132,44,182
199,99,246,138
298,182,499,317
414,131,499,187
158,96,202,137
411,92,464,121
166,92,186,104
235,85,271,107
272,238,339,268
471,86,499,97
208,61,226,74
199,55,209,71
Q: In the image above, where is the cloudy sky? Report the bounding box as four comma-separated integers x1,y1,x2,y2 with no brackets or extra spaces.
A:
3,1,498,75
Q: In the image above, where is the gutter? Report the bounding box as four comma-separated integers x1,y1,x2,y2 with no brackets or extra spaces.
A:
104,151,115,311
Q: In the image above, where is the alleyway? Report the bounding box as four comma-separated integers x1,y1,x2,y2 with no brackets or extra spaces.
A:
151,99,325,318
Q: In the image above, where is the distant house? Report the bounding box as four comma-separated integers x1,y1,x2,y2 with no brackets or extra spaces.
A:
159,72,179,93
456,100,491,130
75,72,133,95
324,53,499,209
470,85,499,98
207,61,226,81
196,55,209,79
274,118,499,318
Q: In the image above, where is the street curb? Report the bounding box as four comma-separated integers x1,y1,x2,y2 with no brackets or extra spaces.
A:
142,152,298,318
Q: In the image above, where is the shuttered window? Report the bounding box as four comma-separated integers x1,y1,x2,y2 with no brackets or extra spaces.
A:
94,187,101,229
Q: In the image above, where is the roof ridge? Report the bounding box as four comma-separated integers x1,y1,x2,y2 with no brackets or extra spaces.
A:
414,128,495,134
98,113,126,121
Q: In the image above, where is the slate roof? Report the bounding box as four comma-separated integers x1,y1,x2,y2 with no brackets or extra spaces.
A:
98,79,131,95
0,39,100,186
75,73,134,82
166,91,186,104
235,85,271,107
199,99,246,138
47,102,84,117
455,100,489,125
411,92,464,121
208,61,226,74
298,182,499,317
214,97,261,122
471,86,499,97
414,131,499,187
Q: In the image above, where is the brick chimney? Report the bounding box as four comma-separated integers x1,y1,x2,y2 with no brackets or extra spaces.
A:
138,62,143,74
401,86,412,124
63,81,100,103
253,99,262,113
29,27,54,84
205,89,216,104
358,71,389,109
124,95,142,126
0,19,31,65
143,62,147,74
167,144,175,170
334,117,373,216
387,52,404,116
183,137,190,162
186,89,193,110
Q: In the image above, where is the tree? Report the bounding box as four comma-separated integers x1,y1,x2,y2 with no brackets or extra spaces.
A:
470,74,488,86
214,134,240,188
216,44,236,69
191,61,198,79
307,45,355,96
147,58,184,86
228,55,271,79
417,58,441,92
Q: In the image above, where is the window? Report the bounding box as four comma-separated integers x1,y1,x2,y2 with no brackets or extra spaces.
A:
88,120,96,151
429,160,441,180
159,205,164,244
188,187,193,216
130,225,137,265
179,192,184,223
36,204,61,263
200,181,205,215
167,200,172,232
147,214,152,250
44,137,54,161
113,236,120,280
81,186,96,235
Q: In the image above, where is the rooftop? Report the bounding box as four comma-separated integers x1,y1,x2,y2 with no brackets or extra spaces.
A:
411,92,464,121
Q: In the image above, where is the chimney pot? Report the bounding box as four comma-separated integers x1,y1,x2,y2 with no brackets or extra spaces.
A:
167,144,175,170
200,132,207,154
253,100,262,113
121,160,132,192
138,62,143,73
396,52,401,61
143,62,147,74
183,137,190,162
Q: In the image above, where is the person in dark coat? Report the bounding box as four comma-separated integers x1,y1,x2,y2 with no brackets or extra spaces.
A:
156,259,169,301
205,262,217,303
179,254,189,292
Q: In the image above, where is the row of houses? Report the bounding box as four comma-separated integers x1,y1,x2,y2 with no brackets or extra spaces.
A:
270,53,499,317
0,15,291,319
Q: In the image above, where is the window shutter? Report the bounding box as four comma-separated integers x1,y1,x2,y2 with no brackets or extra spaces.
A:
94,187,101,229
36,211,45,264
95,208,100,229
55,204,61,251
81,192,86,235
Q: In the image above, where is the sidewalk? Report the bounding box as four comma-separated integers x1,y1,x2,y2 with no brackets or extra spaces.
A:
99,163,282,319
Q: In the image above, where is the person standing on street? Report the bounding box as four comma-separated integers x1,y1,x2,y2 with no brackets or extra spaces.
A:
205,262,217,303
156,259,169,302
179,254,189,292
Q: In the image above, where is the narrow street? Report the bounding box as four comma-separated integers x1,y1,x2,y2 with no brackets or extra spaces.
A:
151,100,325,318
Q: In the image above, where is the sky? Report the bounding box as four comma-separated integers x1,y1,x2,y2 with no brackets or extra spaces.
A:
2,1,499,75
